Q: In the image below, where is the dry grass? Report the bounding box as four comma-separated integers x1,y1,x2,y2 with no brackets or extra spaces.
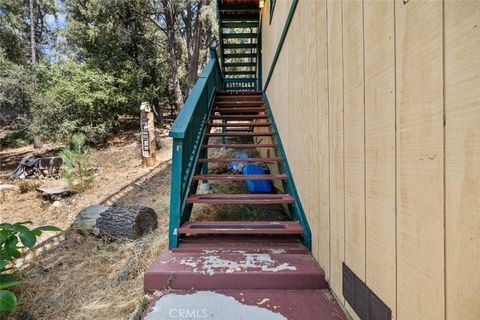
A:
0,128,173,320
10,226,168,320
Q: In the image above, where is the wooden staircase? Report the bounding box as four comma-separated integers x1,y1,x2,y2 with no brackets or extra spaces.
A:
179,90,303,238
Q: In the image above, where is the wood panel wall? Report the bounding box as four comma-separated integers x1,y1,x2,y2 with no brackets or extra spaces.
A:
261,0,480,319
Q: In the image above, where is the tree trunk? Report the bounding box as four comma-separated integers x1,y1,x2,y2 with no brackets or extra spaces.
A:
161,0,184,111
29,0,36,65
187,1,203,93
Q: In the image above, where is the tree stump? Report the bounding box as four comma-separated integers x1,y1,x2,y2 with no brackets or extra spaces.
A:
95,205,158,240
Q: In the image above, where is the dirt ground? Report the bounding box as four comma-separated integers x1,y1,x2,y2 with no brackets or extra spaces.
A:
0,129,288,320
0,128,174,320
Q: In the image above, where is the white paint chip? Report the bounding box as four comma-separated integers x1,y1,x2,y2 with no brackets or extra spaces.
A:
178,254,296,275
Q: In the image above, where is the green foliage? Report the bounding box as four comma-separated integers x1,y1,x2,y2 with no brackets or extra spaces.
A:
30,59,129,143
0,221,61,311
0,50,34,125
59,133,95,192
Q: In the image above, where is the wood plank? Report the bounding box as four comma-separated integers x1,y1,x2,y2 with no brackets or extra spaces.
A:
211,115,269,120
208,123,271,127
327,0,345,304
192,174,287,181
213,107,265,113
343,0,366,290
216,91,262,96
395,0,444,319
314,0,330,280
445,2,480,320
215,101,264,107
364,0,396,317
197,157,282,163
186,193,294,205
179,221,303,235
205,132,272,137
202,144,277,149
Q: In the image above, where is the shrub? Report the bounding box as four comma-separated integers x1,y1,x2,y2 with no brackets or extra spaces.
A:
59,133,95,192
0,221,61,312
18,182,41,194
30,59,129,144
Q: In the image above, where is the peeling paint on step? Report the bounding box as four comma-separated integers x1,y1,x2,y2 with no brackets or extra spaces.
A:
179,253,297,275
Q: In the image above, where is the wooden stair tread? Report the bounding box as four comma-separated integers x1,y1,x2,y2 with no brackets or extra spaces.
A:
213,107,265,113
202,143,278,148
211,115,268,119
215,101,264,106
193,174,287,181
179,221,303,235
207,123,271,127
186,193,294,204
197,157,281,163
216,91,262,96
205,132,272,137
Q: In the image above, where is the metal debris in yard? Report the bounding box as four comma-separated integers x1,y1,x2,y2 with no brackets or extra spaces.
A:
10,154,63,179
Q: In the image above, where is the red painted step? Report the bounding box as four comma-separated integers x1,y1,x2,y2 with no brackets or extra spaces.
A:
213,107,265,113
216,90,262,96
175,236,309,254
179,221,303,235
202,143,278,149
208,122,271,127
197,157,281,163
215,102,264,107
144,250,326,291
186,193,294,204
205,132,272,137
211,115,268,120
192,174,287,181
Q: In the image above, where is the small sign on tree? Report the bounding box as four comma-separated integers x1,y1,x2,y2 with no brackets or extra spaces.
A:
140,102,156,166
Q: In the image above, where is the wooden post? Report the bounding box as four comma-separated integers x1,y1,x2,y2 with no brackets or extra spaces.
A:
140,102,156,166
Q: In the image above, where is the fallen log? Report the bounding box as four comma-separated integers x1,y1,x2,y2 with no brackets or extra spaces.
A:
73,204,158,240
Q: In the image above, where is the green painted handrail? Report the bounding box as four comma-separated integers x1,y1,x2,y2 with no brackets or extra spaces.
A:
168,47,223,249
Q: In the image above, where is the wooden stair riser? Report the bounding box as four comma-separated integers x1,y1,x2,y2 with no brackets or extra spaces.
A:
192,174,287,181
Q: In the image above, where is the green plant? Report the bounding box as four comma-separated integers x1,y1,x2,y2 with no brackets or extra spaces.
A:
59,133,95,192
18,182,41,194
0,221,61,311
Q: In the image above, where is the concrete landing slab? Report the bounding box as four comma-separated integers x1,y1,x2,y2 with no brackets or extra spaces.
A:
143,290,346,320
144,249,326,291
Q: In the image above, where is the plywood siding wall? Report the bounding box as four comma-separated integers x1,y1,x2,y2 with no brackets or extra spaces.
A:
261,0,480,319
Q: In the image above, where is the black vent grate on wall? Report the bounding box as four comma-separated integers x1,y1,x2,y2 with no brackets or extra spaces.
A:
342,263,392,320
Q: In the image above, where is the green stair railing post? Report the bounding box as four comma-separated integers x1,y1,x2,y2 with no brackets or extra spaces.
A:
169,138,183,248
168,47,223,249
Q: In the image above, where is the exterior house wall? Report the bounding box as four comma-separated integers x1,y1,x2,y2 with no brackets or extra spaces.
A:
260,1,480,319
